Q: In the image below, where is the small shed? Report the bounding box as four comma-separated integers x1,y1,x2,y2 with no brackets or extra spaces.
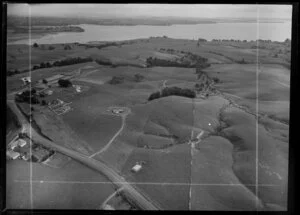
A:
74,85,82,92
131,163,142,173
112,109,124,114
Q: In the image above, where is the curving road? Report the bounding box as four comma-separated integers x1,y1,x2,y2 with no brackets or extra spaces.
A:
7,98,160,210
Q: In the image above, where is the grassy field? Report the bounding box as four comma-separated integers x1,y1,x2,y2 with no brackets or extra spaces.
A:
63,112,121,152
221,107,288,208
204,63,290,124
121,144,191,210
6,158,115,209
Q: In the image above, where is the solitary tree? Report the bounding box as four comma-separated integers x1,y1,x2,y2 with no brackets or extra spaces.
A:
109,76,124,85
42,79,48,84
33,43,39,48
212,77,220,83
134,74,145,82
41,100,47,106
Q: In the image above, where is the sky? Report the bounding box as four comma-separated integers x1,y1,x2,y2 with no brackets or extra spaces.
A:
7,4,292,19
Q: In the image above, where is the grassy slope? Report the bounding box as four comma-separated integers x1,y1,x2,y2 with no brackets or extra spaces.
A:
222,107,288,208
6,159,115,209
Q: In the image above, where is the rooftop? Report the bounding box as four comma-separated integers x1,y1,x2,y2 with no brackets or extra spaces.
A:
7,150,20,159
45,74,65,82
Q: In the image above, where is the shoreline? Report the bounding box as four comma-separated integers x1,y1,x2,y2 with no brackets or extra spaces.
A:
7,35,290,46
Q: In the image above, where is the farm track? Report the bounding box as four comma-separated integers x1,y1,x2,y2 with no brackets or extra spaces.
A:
89,113,128,158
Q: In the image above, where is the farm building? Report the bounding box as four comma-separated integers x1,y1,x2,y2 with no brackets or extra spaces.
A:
74,85,82,92
44,74,65,84
16,139,27,147
103,204,115,210
9,140,19,150
21,77,31,85
7,150,20,160
131,163,142,173
112,108,124,114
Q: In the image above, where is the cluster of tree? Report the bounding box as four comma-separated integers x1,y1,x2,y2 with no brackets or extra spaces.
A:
64,44,72,50
148,87,196,101
146,57,191,67
195,83,205,92
197,38,207,46
236,58,247,64
157,49,210,69
146,55,210,68
79,42,119,50
7,69,23,76
109,76,124,85
134,74,145,82
212,77,220,83
95,58,112,66
32,57,93,71
198,38,207,42
58,79,72,87
15,88,40,104
256,39,273,43
48,45,55,50
159,48,177,54
211,39,248,43
52,57,93,67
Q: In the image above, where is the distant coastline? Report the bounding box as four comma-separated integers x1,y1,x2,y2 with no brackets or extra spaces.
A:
7,21,291,45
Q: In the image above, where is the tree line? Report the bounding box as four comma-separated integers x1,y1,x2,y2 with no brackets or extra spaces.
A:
7,57,93,76
148,86,196,101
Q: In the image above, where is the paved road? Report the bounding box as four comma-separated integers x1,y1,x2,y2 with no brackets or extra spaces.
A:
7,99,160,210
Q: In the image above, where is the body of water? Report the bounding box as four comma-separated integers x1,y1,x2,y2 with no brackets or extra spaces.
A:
10,22,292,45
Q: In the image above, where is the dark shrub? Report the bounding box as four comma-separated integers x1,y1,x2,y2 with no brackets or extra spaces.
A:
64,45,72,50
212,77,220,83
32,65,40,70
58,79,72,87
148,91,161,101
41,100,47,106
134,74,145,82
109,76,124,85
48,46,55,50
